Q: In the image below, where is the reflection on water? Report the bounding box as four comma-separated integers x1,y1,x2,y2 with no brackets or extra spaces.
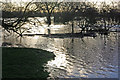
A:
3,32,118,78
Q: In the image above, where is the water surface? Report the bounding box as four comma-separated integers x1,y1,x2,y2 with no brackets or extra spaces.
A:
2,17,119,78
3,32,118,78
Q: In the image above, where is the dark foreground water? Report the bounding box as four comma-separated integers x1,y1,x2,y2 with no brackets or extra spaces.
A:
3,32,119,79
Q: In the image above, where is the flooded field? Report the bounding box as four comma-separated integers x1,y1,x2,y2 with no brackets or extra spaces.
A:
1,17,119,79
3,31,119,78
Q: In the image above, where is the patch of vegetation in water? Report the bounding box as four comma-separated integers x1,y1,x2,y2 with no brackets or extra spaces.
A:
2,47,55,79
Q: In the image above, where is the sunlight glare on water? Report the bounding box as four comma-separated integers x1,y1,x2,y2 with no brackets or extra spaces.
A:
3,32,118,78
2,18,119,78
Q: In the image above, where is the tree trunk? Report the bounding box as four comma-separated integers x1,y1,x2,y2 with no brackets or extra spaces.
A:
47,28,51,36
104,19,107,30
47,14,51,36
71,21,74,34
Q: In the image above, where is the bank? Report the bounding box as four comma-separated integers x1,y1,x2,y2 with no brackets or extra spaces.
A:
2,47,55,79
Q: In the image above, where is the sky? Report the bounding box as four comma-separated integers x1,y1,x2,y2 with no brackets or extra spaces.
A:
1,0,120,2
1,0,119,7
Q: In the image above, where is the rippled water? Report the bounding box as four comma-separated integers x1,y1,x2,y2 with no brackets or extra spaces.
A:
2,17,119,78
3,32,119,78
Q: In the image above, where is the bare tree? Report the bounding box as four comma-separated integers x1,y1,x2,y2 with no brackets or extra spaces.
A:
1,1,34,36
34,2,61,35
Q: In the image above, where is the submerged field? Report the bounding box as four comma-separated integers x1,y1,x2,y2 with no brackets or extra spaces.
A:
2,47,55,79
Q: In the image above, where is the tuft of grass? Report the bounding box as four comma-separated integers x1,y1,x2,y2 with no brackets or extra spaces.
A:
2,47,55,79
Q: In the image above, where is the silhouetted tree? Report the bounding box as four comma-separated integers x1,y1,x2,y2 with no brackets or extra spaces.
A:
34,2,61,35
1,1,34,36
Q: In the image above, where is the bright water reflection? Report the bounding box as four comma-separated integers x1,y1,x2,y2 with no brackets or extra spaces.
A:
3,32,118,78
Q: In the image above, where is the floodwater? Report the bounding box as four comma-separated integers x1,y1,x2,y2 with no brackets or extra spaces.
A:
2,17,119,79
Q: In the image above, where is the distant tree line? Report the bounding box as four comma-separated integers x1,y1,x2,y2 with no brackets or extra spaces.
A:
53,2,120,33
1,1,120,36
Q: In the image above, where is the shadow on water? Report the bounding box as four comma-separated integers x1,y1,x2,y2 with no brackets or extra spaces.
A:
42,32,97,38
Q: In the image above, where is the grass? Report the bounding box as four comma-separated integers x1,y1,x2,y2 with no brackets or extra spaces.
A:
2,47,55,79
